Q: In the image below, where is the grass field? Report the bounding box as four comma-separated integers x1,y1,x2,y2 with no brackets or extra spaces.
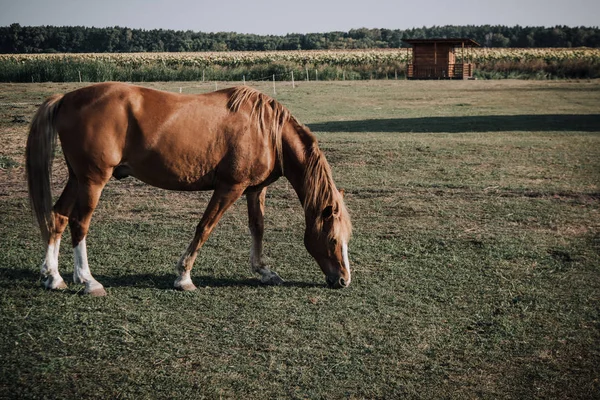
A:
1,80,599,399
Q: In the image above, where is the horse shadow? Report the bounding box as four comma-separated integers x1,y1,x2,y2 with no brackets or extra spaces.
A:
0,267,323,292
96,273,322,290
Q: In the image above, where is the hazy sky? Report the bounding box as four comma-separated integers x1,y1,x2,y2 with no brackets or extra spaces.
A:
1,0,598,35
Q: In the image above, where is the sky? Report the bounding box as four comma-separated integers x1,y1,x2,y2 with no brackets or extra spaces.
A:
1,0,598,35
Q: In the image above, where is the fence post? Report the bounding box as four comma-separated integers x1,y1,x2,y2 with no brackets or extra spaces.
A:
315,69,318,81
291,71,295,88
305,66,309,81
273,74,276,95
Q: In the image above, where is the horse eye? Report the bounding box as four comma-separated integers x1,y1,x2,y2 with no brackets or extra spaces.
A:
322,205,334,219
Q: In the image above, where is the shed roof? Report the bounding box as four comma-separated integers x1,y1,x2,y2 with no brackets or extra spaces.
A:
403,38,480,47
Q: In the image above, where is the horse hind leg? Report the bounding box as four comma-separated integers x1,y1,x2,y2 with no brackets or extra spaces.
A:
247,188,283,286
40,174,78,290
41,239,66,290
68,175,110,296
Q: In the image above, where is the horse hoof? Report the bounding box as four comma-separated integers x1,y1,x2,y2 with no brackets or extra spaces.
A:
84,282,107,297
43,277,67,290
261,272,284,286
174,279,197,291
85,286,107,297
55,280,68,290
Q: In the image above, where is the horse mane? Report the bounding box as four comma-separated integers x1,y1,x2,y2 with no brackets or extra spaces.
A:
303,140,352,243
228,86,288,172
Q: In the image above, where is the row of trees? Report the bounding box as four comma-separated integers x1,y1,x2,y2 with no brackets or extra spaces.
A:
1,24,599,53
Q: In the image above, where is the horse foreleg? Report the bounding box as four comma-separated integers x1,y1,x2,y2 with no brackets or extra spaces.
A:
69,178,109,296
175,184,246,291
246,187,283,285
40,175,77,290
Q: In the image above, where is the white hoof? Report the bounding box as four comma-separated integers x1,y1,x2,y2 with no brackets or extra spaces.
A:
43,275,67,290
174,277,197,291
84,281,107,297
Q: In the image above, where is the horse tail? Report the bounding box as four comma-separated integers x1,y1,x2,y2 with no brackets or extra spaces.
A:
26,93,64,243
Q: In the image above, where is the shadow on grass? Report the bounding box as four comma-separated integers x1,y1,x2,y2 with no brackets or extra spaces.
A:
309,114,600,133
97,273,323,289
0,267,322,291
0,267,38,288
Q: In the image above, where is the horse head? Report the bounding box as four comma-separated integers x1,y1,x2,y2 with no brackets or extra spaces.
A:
303,188,352,288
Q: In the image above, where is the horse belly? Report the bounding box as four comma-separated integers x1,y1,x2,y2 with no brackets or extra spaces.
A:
124,149,220,191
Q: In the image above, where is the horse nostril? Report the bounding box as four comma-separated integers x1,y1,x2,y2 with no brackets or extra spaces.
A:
326,276,349,288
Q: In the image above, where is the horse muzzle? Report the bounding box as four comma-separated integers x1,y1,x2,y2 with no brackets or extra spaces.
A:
326,275,350,289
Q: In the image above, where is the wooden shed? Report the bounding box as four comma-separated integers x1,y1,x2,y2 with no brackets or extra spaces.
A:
403,38,480,80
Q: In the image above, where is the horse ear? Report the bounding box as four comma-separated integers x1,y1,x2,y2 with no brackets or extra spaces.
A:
322,205,334,219
339,189,345,198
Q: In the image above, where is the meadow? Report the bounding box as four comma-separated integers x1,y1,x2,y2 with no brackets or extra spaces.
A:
0,79,599,399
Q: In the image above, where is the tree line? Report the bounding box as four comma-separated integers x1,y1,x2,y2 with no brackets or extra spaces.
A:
1,23,599,53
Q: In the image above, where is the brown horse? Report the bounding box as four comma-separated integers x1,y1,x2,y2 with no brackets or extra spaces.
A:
26,82,352,296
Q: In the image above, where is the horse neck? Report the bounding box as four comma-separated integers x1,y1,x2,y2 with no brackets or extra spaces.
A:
281,120,352,242
281,122,331,218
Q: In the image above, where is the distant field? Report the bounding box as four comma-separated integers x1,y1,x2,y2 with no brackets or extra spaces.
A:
1,80,599,399
1,47,599,82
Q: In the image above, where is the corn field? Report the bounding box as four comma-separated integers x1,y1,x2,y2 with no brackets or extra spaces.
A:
1,48,599,82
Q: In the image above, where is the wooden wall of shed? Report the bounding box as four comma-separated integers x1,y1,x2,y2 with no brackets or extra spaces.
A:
413,44,455,66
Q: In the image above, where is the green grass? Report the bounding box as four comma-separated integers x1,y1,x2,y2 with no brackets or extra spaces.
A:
1,80,599,399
